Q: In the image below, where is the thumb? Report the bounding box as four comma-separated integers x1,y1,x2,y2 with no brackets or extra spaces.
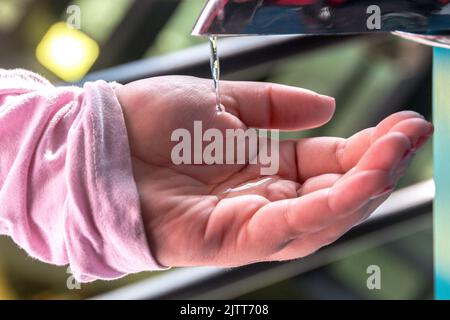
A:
221,81,336,131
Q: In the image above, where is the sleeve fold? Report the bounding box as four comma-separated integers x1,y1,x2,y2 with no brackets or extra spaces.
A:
0,69,165,282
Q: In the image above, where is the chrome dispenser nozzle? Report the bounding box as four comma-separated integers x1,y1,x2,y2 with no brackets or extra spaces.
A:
192,0,450,48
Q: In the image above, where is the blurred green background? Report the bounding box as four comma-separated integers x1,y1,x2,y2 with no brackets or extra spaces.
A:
0,0,433,299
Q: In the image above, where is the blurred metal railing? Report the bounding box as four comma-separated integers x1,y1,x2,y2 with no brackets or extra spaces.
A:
81,34,363,83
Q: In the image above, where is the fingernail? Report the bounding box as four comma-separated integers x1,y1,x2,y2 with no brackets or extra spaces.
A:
395,150,416,178
413,133,432,150
401,148,414,161
401,152,415,168
318,94,336,107
371,184,395,200
411,125,434,150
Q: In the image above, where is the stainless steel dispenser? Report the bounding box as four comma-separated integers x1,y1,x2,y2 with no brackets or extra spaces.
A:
192,0,450,48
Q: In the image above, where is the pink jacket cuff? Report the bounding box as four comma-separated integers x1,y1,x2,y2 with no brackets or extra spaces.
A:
0,69,166,282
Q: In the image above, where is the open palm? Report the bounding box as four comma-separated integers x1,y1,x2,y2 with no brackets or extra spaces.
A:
116,76,433,268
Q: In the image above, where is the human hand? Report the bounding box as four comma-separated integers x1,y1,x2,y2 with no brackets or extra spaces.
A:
116,76,433,268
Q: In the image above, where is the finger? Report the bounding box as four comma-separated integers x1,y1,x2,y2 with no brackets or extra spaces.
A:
353,132,411,173
298,173,342,196
296,134,366,182
270,209,367,260
220,81,336,130
244,133,405,259
371,111,425,142
268,194,387,260
334,131,411,189
247,169,392,258
295,112,430,181
387,117,433,150
286,139,397,260
270,191,392,261
293,132,413,229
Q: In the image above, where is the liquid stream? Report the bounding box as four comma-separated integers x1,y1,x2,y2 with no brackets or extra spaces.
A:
209,36,225,114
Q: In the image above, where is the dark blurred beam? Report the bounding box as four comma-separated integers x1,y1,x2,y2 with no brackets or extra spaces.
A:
82,34,364,84
92,0,180,70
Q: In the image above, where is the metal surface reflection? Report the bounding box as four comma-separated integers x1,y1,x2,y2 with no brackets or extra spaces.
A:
192,0,450,48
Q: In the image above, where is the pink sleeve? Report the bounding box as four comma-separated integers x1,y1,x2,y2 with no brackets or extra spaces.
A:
0,69,165,282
